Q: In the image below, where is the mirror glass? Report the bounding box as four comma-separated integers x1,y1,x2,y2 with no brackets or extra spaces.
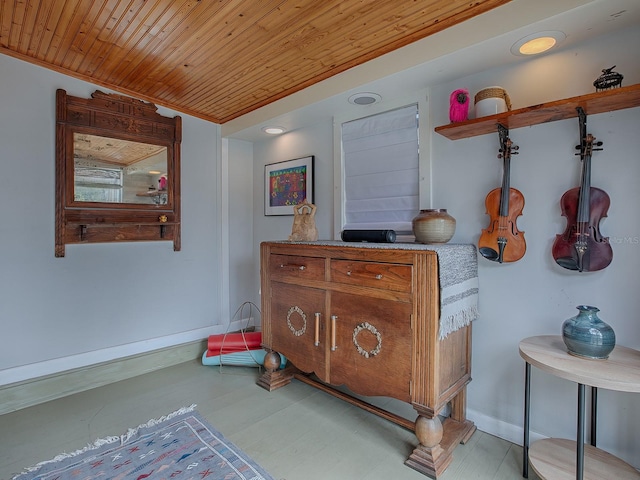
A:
73,133,169,205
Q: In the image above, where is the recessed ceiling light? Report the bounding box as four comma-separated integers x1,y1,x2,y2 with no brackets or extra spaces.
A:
261,126,286,135
348,92,382,105
511,31,566,56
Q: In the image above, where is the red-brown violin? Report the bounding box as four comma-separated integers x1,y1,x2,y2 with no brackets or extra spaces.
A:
552,107,612,272
478,125,526,263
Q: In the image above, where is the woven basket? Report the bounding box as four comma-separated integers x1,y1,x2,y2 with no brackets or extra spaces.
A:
475,87,512,108
474,87,511,117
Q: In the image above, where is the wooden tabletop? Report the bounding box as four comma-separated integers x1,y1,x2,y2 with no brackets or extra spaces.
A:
519,335,640,392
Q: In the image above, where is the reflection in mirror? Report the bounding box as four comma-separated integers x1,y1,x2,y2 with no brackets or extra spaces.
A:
73,133,168,205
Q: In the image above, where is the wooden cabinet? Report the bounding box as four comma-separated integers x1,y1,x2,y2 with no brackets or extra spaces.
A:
258,241,477,478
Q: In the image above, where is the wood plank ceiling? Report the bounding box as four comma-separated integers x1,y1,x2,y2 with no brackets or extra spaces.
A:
0,0,510,124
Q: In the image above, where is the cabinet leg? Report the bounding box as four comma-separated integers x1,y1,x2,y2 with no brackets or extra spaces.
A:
256,351,293,391
416,414,444,448
406,387,475,478
405,415,450,478
449,386,476,444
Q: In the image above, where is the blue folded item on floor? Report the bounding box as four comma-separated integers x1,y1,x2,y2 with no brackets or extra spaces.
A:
201,348,286,368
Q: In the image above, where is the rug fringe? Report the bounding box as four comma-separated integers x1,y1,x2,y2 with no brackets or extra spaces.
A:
12,404,197,479
120,404,197,444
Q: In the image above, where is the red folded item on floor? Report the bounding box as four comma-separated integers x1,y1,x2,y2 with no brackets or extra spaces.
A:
206,331,262,357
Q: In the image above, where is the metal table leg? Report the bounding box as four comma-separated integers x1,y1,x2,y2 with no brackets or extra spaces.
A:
523,362,531,478
591,387,598,447
577,383,585,480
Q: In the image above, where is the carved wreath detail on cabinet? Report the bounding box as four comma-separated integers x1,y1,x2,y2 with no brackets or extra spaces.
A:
353,322,382,358
287,306,307,336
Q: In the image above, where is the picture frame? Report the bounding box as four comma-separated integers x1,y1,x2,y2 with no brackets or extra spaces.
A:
264,155,314,216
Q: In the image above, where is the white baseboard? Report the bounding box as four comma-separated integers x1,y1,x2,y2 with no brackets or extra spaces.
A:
468,408,640,471
1,320,256,386
0,339,207,415
0,319,253,415
467,407,546,447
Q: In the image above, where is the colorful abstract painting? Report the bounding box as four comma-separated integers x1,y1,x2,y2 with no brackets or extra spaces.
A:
269,165,307,207
264,156,314,215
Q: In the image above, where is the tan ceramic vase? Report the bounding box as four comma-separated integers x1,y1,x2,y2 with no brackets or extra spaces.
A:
412,209,456,244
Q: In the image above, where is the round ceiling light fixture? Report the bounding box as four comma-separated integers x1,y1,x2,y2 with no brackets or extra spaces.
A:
510,31,566,56
348,92,382,105
261,126,286,135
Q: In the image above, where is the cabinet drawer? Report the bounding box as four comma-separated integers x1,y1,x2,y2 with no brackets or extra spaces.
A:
331,260,411,292
269,254,325,281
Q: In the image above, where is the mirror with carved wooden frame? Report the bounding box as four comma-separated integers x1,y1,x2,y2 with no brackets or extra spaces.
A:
55,89,181,257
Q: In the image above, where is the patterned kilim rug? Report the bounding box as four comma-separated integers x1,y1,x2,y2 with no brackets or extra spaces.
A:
12,405,275,480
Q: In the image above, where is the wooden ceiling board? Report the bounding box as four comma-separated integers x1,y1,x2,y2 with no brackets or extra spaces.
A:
0,0,510,124
74,133,166,167
133,2,279,100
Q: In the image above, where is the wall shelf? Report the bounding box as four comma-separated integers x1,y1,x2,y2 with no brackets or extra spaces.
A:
435,83,640,140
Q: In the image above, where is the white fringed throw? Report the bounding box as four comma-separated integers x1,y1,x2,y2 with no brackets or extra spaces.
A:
427,244,479,339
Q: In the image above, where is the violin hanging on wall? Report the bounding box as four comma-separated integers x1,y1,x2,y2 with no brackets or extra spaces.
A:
552,107,612,272
478,125,526,263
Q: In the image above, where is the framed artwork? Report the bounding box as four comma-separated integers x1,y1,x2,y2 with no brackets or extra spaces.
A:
264,155,314,215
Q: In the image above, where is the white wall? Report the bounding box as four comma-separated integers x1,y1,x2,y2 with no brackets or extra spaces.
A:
246,26,640,467
0,54,226,384
252,121,335,297
226,138,260,314
430,26,640,467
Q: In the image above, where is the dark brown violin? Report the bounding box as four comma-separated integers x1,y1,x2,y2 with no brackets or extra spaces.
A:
478,125,526,263
552,108,612,272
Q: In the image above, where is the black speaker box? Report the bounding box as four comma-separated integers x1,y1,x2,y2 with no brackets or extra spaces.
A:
341,229,396,243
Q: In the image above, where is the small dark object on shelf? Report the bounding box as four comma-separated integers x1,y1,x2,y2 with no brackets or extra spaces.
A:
341,229,396,243
593,66,623,91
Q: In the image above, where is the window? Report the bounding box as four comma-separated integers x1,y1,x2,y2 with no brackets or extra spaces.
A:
339,104,420,234
74,166,123,203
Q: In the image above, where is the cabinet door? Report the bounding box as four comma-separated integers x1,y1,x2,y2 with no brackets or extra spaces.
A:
270,281,328,382
328,291,412,402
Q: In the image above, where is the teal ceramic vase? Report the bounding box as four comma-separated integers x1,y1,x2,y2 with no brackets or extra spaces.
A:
562,305,615,359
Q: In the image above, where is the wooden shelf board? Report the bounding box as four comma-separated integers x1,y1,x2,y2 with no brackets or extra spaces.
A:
136,190,168,197
435,83,640,140
529,438,640,480
68,222,177,228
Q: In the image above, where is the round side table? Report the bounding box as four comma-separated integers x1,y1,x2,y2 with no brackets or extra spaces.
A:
519,335,640,480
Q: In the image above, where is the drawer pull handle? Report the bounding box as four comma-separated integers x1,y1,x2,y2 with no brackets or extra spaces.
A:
279,264,306,271
314,313,321,346
346,271,383,279
331,315,338,351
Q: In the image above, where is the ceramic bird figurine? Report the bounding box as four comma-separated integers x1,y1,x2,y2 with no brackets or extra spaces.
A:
449,89,470,123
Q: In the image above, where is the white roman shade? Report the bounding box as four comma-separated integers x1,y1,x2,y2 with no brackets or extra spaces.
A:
341,104,419,233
